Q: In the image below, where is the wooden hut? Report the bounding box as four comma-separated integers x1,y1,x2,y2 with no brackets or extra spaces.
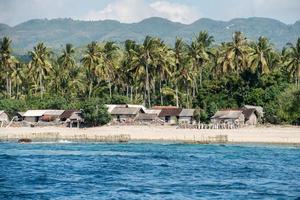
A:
211,110,245,126
41,110,64,122
110,107,144,123
157,107,182,124
23,110,47,122
178,109,195,124
60,110,84,128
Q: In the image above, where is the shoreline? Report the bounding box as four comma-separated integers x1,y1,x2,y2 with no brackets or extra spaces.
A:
0,125,300,145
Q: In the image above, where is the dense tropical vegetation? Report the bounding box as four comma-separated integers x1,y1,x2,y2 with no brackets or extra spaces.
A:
0,32,299,124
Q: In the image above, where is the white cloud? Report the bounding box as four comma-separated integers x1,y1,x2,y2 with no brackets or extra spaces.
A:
83,0,200,24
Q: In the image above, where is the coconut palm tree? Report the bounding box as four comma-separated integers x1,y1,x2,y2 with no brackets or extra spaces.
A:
81,41,102,98
130,36,160,107
102,41,119,98
188,31,214,88
28,42,52,99
284,38,300,87
0,37,17,98
226,31,249,73
249,36,273,74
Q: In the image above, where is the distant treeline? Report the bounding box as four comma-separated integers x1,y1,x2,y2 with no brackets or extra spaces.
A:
0,32,299,124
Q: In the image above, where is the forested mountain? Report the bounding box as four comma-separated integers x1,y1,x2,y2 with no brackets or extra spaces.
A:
0,17,299,52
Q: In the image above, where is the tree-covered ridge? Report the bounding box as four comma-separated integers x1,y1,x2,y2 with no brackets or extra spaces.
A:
1,17,300,52
0,32,299,124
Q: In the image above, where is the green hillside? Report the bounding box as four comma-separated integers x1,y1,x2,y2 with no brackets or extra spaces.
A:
0,17,299,53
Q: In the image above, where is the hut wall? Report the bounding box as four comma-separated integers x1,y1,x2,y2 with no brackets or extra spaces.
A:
245,113,258,125
25,116,40,122
0,113,9,122
178,116,192,124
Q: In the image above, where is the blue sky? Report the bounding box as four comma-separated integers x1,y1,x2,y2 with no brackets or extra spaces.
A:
0,0,299,26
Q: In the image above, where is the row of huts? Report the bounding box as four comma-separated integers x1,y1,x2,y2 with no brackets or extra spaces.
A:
107,104,195,124
0,104,263,127
0,109,84,127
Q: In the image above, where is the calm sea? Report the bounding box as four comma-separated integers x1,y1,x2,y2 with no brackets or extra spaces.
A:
0,142,299,199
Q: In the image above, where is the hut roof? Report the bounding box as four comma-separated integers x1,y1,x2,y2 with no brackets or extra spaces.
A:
111,107,143,115
106,104,127,113
211,110,243,119
23,110,47,117
127,104,147,112
69,112,84,121
44,110,65,116
0,110,5,115
179,109,195,117
242,108,257,120
145,109,161,115
158,108,182,117
152,106,177,109
243,105,264,117
60,110,80,120
135,113,158,121
17,112,25,116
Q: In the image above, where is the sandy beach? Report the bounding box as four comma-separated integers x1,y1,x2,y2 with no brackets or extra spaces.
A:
1,125,300,144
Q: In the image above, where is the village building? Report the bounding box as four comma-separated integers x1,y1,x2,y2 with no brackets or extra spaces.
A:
211,110,245,126
178,109,195,124
156,107,183,124
242,105,264,122
106,104,127,113
60,110,84,128
41,110,65,122
242,108,259,125
23,110,47,122
110,107,145,123
16,112,25,121
134,113,163,124
0,110,9,126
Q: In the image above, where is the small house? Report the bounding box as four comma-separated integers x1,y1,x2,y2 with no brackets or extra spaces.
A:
157,107,182,124
211,110,245,126
242,105,264,122
134,113,163,123
23,110,47,122
178,109,195,124
60,110,84,128
16,112,25,121
110,107,144,122
242,108,259,125
106,104,127,113
41,110,65,122
0,110,9,126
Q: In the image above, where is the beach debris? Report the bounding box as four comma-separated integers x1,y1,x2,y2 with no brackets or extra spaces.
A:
18,138,32,143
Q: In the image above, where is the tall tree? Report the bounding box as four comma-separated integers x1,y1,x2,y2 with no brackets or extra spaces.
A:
28,43,52,99
0,37,17,98
285,38,300,88
189,31,214,88
249,36,273,74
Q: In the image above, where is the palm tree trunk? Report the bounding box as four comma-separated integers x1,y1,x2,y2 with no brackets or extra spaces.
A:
39,72,43,99
108,79,112,98
176,84,179,107
145,63,151,108
130,86,133,102
160,80,163,106
88,81,93,99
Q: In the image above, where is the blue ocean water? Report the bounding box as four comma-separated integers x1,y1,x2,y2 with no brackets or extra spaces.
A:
0,142,299,199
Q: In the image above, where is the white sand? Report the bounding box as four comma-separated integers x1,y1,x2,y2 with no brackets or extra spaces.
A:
0,125,300,144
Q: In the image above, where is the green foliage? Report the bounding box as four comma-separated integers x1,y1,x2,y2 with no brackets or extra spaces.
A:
0,99,27,117
80,99,111,127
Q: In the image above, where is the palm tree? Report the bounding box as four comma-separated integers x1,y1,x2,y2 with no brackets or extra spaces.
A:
81,41,102,98
131,36,160,107
226,31,249,73
249,36,273,74
102,41,119,98
213,42,235,77
58,43,76,70
0,37,17,98
285,38,300,87
188,31,214,88
11,62,25,99
28,42,52,99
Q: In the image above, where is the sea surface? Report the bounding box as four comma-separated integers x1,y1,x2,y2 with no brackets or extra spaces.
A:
0,142,299,199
